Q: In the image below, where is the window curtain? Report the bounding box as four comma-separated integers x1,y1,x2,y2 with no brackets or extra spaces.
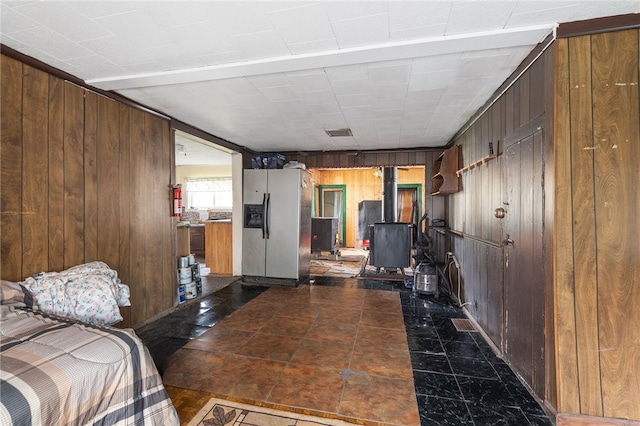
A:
184,177,231,192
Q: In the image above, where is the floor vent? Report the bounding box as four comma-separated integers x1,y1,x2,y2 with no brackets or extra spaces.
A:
451,318,478,332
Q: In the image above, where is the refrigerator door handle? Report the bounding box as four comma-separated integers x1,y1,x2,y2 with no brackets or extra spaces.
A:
261,193,267,239
265,192,270,239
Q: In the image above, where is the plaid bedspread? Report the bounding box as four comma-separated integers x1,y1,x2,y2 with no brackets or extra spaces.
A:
0,306,180,426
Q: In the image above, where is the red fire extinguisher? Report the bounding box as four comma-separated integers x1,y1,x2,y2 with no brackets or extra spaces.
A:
172,185,182,217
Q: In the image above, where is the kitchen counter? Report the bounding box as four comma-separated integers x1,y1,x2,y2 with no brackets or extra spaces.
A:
177,222,206,257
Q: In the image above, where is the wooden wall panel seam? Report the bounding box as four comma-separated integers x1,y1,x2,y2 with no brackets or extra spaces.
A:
553,37,581,414
21,64,49,276
47,74,65,272
568,34,604,417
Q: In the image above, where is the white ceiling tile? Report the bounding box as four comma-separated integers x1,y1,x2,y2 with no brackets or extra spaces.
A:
11,1,112,41
215,78,262,96
446,77,496,95
285,71,333,92
315,113,349,128
368,63,412,86
505,2,584,28
388,1,452,34
336,93,372,107
455,54,512,79
375,108,403,120
196,50,246,66
330,78,370,96
445,1,518,35
572,1,640,21
247,73,290,88
323,2,389,21
331,13,390,49
94,10,174,50
297,90,338,105
405,88,446,105
138,2,220,28
65,55,126,79
66,2,138,19
268,3,335,45
342,105,374,120
325,63,369,81
412,53,462,73
373,97,405,110
308,103,342,115
390,24,448,41
165,21,238,57
9,26,94,61
287,38,340,55
408,71,452,91
1,4,39,33
80,36,155,67
230,30,291,59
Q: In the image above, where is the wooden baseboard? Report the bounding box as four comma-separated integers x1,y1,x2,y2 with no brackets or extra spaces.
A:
558,413,640,426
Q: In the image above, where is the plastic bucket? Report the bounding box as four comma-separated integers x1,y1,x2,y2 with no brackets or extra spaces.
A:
178,267,191,284
185,282,197,299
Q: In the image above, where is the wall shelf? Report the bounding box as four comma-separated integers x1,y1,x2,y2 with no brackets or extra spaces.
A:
430,146,460,195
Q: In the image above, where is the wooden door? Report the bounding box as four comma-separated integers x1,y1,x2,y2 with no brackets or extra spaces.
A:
503,126,545,398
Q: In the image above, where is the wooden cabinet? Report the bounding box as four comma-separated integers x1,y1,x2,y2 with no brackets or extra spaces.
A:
204,221,232,274
177,226,191,257
189,225,205,257
431,146,460,195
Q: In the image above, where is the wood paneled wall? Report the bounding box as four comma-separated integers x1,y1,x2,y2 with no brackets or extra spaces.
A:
311,167,427,247
443,41,557,410
554,29,640,421
1,54,176,328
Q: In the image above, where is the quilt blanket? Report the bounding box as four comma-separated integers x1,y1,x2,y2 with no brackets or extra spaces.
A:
0,306,180,426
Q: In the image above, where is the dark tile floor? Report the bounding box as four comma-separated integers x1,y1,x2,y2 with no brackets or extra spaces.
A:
135,276,554,426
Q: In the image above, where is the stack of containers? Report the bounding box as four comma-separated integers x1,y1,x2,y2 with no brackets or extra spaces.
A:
177,256,190,303
183,254,197,299
190,255,202,296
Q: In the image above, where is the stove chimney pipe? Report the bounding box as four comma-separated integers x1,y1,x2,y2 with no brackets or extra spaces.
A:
382,167,397,222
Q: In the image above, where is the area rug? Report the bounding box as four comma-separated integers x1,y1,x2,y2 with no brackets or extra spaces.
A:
187,397,354,426
310,253,366,277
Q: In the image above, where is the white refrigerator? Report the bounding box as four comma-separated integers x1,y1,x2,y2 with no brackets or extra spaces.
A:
242,168,312,286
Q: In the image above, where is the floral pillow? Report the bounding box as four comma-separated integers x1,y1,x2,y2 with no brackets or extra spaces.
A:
22,262,130,326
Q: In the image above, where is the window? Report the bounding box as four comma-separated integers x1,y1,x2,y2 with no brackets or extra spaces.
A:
184,177,232,209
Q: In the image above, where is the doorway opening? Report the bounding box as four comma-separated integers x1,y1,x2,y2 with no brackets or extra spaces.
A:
316,184,347,247
397,184,422,223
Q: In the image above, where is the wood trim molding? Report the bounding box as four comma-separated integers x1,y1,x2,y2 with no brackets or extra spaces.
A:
557,413,640,426
502,114,545,148
170,119,244,154
557,13,640,38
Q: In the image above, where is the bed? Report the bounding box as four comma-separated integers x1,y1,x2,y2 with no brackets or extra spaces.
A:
0,264,180,426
